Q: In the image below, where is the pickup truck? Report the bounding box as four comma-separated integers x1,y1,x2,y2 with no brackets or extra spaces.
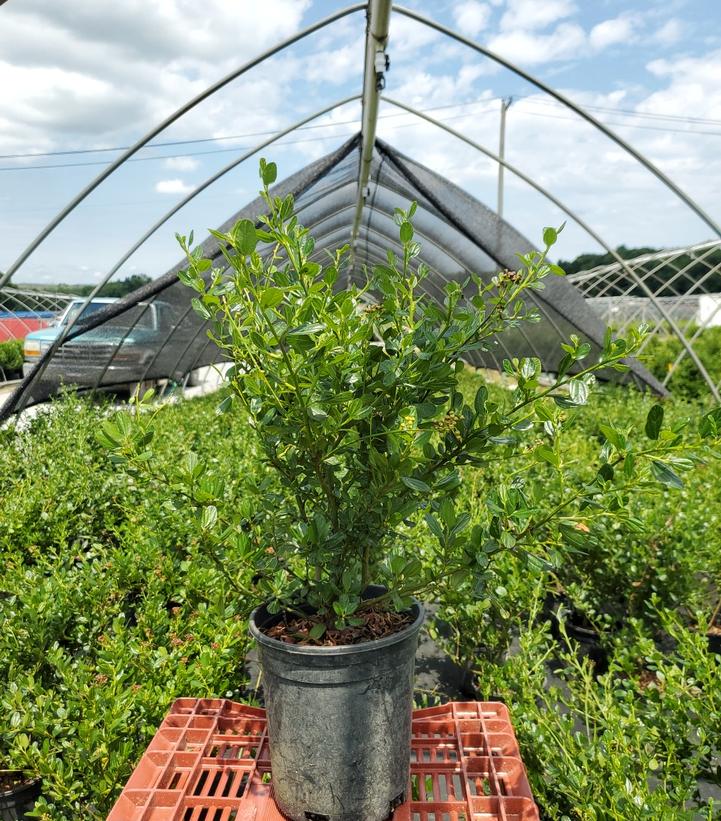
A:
23,297,171,394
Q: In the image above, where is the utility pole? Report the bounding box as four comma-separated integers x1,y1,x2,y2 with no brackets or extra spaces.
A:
497,96,513,219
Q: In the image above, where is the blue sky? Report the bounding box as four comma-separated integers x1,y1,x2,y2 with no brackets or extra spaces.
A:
1,0,720,285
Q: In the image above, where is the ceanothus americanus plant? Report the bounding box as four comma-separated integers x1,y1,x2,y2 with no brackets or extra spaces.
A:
100,160,721,639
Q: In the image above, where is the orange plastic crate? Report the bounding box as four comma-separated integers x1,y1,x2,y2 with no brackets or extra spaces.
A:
108,699,539,821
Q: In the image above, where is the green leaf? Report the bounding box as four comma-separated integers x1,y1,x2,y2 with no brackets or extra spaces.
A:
645,404,664,440
97,421,122,447
191,298,212,320
401,476,431,493
308,405,328,422
308,623,326,641
260,159,277,186
217,394,233,414
233,219,258,255
543,227,558,247
535,445,558,467
623,452,635,478
201,505,218,531
260,287,284,309
474,385,488,415
424,513,444,542
439,497,455,527
435,471,460,490
288,322,325,336
520,358,538,380
400,221,414,243
568,379,588,405
599,424,626,451
650,460,683,489
699,407,721,438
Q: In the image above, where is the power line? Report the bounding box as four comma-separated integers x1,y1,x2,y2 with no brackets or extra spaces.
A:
517,95,721,127
0,101,501,173
517,104,721,137
0,97,502,162
6,92,715,175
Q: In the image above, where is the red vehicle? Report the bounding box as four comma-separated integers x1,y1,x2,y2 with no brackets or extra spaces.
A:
0,311,55,343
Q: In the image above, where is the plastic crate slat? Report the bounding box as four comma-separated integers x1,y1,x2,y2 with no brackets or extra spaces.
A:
108,700,539,821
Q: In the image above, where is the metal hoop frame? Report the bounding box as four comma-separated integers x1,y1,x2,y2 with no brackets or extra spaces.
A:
2,2,719,407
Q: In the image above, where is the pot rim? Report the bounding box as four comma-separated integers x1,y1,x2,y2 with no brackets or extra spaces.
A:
249,599,425,656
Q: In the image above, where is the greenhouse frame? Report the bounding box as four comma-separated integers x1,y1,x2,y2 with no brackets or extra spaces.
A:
2,0,721,414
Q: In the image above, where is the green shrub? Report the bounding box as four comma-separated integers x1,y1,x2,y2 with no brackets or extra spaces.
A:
0,393,258,819
0,338,22,378
1,331,720,816
475,599,721,820
642,326,721,400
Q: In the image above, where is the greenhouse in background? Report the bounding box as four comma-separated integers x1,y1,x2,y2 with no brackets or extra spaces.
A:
2,2,721,416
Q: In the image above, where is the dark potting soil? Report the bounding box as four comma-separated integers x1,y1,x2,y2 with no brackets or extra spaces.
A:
0,771,32,793
263,608,413,646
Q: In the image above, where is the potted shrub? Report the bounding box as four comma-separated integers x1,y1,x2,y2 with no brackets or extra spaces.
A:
100,160,720,821
0,339,23,382
0,769,41,821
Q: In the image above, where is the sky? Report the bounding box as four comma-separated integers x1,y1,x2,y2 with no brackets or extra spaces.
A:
1,0,721,285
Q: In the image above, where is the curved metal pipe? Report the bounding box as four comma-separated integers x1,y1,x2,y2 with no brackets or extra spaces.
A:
392,5,721,243
667,297,721,392
0,290,38,335
0,3,366,288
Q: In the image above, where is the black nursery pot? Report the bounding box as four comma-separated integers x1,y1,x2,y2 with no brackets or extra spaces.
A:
0,773,41,821
548,599,609,675
249,588,425,821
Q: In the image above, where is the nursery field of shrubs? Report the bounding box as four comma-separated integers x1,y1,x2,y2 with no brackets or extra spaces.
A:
1,375,720,819
642,325,721,400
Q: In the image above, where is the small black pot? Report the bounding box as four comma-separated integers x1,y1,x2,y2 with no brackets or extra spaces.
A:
250,588,424,821
707,632,721,655
549,602,609,675
0,773,41,821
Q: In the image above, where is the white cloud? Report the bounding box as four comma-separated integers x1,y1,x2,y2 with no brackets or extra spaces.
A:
367,41,721,261
487,22,586,65
0,0,311,155
589,16,636,51
452,2,491,37
1,0,720,282
643,50,721,120
302,37,364,86
164,156,199,171
388,14,442,56
499,0,576,32
155,178,193,194
0,60,147,154
653,19,684,46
